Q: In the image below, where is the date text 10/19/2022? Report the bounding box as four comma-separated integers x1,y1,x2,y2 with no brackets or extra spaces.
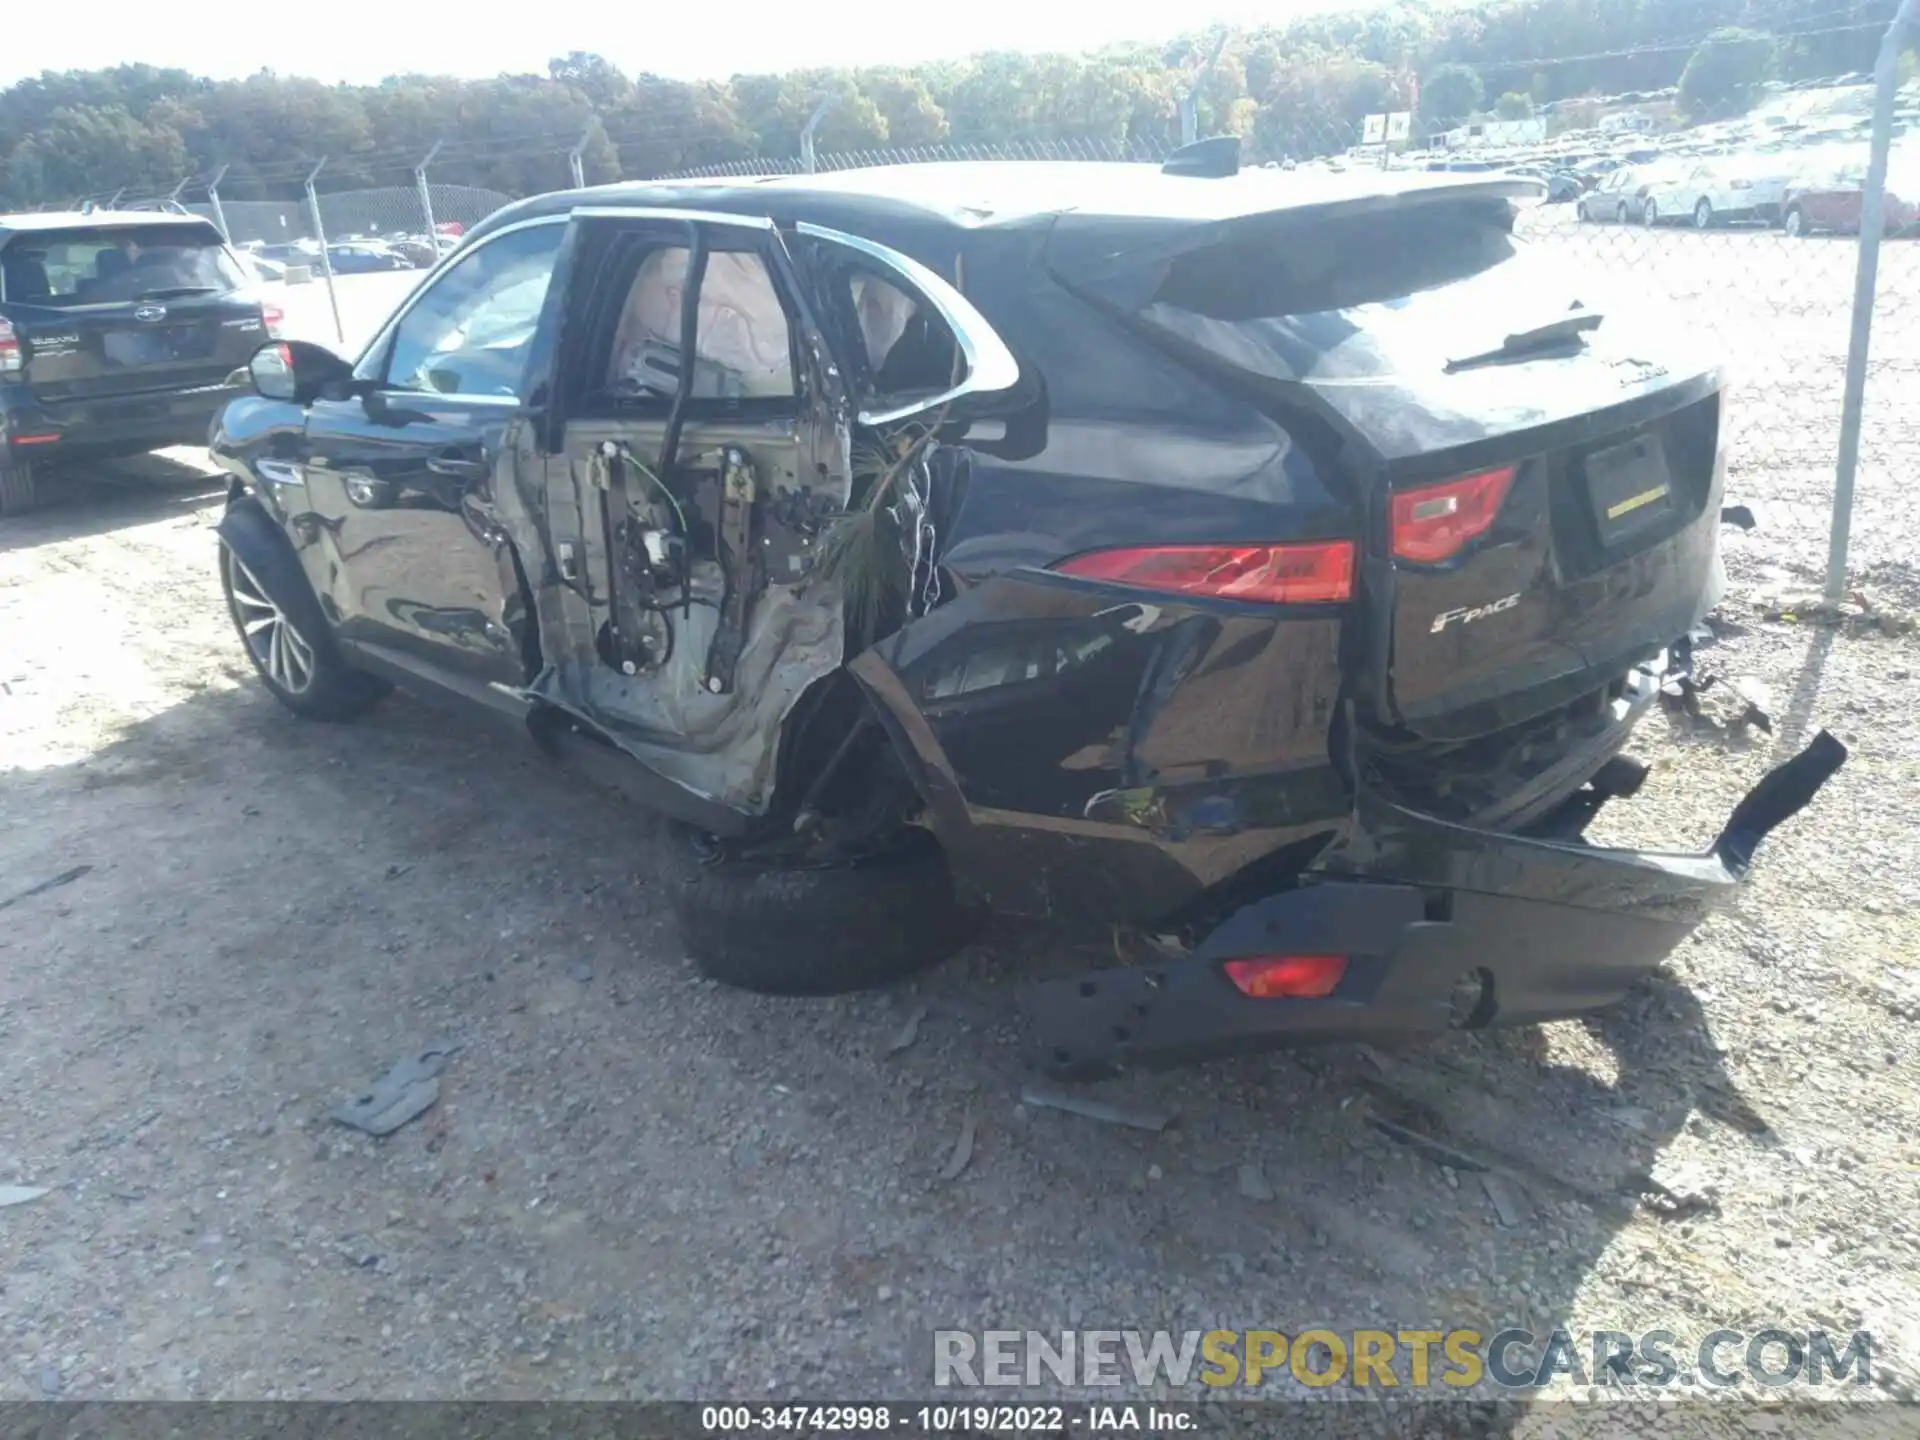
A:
701,1404,1195,1432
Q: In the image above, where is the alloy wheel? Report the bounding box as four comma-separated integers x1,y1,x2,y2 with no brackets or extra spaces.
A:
225,547,316,694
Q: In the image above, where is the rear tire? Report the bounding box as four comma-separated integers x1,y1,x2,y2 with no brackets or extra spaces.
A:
1693,198,1713,229
1784,205,1807,238
662,826,971,996
0,455,37,518
1616,202,1629,224
1643,199,1659,227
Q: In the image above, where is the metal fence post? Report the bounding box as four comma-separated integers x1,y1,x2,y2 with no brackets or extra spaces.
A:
305,158,345,346
800,97,835,174
1827,0,1919,603
206,165,231,242
569,124,593,190
415,140,443,242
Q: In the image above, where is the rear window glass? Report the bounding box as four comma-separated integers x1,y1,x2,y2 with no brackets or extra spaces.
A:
1,224,245,307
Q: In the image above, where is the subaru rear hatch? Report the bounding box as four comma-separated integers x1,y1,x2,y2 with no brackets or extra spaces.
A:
0,219,270,402
1048,178,1726,741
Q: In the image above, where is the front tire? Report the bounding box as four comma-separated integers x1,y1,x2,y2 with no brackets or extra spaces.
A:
662,826,970,996
1643,199,1659,227
1616,202,1630,224
1694,198,1714,229
0,455,37,517
219,533,387,721
1785,205,1807,237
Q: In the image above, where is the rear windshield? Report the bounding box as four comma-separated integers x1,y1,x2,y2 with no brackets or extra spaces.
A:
1136,198,1566,383
0,223,246,307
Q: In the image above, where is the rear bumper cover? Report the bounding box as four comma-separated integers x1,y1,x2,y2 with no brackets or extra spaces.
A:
1026,730,1847,1073
2,382,242,457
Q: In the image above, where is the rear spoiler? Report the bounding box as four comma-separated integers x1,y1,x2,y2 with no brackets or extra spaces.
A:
1046,175,1546,310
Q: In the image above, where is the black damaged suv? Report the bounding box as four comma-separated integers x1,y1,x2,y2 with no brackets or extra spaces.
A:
206,145,1845,1075
0,209,283,515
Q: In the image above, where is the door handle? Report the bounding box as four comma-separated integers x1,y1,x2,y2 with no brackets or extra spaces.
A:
426,448,488,480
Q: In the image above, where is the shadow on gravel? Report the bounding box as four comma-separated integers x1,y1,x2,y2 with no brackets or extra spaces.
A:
2,670,1769,1406
0,450,224,555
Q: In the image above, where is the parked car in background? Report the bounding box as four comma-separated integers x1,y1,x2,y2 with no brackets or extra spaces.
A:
0,210,284,514
237,251,287,284
325,241,413,273
1641,158,1788,228
1782,158,1920,236
1577,166,1650,222
381,236,442,269
205,154,1843,1075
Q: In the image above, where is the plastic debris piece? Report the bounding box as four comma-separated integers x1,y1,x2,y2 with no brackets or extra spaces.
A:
1238,1163,1275,1202
1019,1082,1173,1132
0,1185,50,1208
1481,1172,1530,1228
330,1040,461,1137
941,1115,976,1181
885,1004,928,1057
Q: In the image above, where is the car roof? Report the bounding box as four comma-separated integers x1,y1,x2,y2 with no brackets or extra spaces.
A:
0,209,221,240
469,160,1540,243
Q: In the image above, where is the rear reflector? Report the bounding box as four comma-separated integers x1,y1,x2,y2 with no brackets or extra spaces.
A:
1223,954,1348,998
0,317,20,374
10,433,59,446
1053,541,1355,605
1390,466,1516,564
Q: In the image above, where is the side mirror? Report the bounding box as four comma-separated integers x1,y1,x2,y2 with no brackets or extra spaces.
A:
249,340,355,405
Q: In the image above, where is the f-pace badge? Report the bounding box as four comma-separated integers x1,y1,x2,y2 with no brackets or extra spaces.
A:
1431,592,1521,633
133,303,168,323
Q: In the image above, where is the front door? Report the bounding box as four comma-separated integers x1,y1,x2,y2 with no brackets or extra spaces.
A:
298,216,567,686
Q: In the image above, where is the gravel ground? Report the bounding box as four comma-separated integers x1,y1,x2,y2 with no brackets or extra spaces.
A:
1,221,1916,1419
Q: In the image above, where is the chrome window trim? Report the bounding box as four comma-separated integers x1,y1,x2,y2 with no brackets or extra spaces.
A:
794,220,1020,426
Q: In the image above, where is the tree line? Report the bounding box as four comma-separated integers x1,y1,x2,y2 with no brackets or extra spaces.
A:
0,0,1895,208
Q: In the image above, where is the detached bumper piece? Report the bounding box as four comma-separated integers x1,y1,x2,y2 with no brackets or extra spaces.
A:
1027,731,1847,1074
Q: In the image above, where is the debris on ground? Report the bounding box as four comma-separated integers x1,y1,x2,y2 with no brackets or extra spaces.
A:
568,958,594,984
1371,1117,1490,1173
0,1184,50,1208
940,1115,976,1181
1481,1172,1530,1228
884,1004,927,1057
330,1041,461,1137
0,864,92,913
1237,1162,1275,1202
1019,1083,1174,1133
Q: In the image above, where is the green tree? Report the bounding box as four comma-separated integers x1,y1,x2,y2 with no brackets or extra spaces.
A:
1494,90,1534,119
1678,28,1777,120
1420,63,1484,131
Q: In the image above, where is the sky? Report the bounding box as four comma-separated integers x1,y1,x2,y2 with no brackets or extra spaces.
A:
1,0,1380,87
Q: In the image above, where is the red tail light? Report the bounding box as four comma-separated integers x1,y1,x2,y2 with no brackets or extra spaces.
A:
261,303,286,339
1391,466,1516,564
1053,541,1355,605
0,317,21,374
1223,955,1348,998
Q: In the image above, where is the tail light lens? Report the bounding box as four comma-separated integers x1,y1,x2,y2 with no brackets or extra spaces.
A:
1052,541,1355,605
261,303,286,339
1390,466,1516,564
0,317,21,374
1223,955,1348,998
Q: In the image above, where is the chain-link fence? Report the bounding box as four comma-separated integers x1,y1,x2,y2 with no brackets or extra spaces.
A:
48,22,1920,590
